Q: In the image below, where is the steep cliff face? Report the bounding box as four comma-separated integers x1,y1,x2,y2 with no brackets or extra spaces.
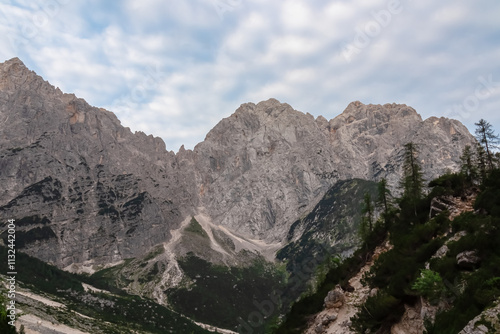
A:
193,99,341,241
0,58,475,271
324,101,471,188
193,99,474,243
0,58,199,267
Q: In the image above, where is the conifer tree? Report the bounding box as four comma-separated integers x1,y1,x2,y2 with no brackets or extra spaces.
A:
475,119,499,170
401,142,425,199
360,192,374,240
460,145,478,184
476,143,488,182
377,178,392,225
400,142,425,216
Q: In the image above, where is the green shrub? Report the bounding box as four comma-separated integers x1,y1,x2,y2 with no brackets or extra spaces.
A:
430,256,459,282
473,277,500,306
0,299,18,333
415,238,444,263
451,212,480,233
412,269,444,302
475,169,500,216
428,172,466,198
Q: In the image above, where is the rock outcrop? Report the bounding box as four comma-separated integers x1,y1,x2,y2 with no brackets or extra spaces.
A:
457,250,481,270
391,304,425,334
0,57,476,271
305,241,392,334
0,57,198,267
459,299,500,334
324,285,345,309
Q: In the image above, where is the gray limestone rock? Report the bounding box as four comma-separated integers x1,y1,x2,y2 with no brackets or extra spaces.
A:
324,285,345,309
459,299,500,334
0,58,198,267
0,57,476,272
457,250,481,270
193,99,475,243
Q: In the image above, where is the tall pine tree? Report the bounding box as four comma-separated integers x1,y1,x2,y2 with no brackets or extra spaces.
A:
377,178,392,226
475,119,499,170
476,142,488,181
359,192,374,242
460,145,478,185
400,142,425,216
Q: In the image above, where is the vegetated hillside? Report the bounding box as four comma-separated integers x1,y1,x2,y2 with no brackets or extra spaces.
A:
275,143,500,334
0,246,214,334
0,178,377,334
276,179,379,306
167,254,286,331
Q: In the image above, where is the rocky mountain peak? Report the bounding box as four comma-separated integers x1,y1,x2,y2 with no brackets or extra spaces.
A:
0,57,29,76
0,57,58,96
332,101,422,129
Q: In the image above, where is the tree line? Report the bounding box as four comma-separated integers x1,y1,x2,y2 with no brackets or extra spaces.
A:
359,118,499,242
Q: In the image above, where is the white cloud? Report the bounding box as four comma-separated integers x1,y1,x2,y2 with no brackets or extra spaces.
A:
124,0,219,29
430,4,467,26
323,2,357,22
284,67,317,83
280,1,313,31
1,0,499,150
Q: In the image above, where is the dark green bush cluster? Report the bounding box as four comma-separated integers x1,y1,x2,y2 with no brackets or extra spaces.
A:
352,290,404,333
426,213,500,333
353,169,500,334
428,172,467,198
0,245,84,294
0,298,18,334
351,208,449,333
475,169,500,217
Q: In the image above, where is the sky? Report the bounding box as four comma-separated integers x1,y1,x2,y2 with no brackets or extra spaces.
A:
0,0,499,151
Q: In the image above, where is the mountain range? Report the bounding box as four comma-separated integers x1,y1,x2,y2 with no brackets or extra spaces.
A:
0,57,476,333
